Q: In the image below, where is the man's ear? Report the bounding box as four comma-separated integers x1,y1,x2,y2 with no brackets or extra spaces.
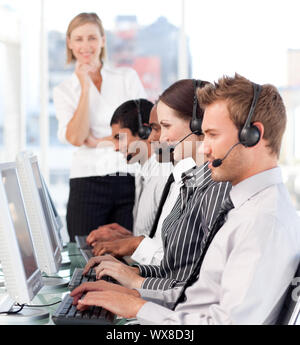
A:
252,122,264,141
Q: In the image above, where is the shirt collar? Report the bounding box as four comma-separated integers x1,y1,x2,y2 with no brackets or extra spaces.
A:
139,154,158,178
172,157,196,184
230,166,283,209
136,154,173,180
182,161,212,190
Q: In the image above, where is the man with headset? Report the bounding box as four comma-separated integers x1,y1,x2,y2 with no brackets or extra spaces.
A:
86,99,173,246
86,101,175,260
71,74,300,325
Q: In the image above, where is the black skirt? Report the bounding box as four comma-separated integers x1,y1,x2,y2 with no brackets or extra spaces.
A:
66,174,135,242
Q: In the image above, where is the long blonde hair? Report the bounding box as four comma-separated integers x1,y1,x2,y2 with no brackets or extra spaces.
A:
66,12,106,64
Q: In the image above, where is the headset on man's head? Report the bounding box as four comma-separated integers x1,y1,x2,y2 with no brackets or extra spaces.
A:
135,99,152,140
191,79,262,146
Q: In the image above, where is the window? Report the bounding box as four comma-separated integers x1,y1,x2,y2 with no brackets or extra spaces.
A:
1,0,300,214
186,0,300,210
0,2,22,163
0,42,5,161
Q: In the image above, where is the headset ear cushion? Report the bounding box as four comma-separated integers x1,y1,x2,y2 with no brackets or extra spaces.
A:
189,118,203,135
138,126,152,140
239,124,260,147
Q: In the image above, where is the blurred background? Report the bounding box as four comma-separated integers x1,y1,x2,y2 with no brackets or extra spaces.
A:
0,0,300,219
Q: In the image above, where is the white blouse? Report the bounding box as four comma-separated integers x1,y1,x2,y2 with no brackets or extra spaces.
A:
53,63,147,179
132,154,173,237
131,157,196,265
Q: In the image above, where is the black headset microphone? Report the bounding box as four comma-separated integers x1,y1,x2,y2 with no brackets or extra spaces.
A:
154,130,200,158
211,142,241,167
155,79,205,157
154,130,198,156
169,130,199,153
126,153,133,162
211,82,262,168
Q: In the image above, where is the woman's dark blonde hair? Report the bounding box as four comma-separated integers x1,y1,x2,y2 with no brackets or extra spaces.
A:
66,12,106,64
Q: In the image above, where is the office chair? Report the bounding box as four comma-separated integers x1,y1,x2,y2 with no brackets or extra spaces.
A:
276,261,300,325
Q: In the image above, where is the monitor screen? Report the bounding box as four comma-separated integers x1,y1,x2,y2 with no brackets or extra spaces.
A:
45,182,58,218
42,178,64,246
42,176,62,229
1,168,38,280
31,161,58,254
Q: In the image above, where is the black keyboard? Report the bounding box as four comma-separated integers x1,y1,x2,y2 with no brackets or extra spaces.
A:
68,268,118,290
75,235,92,250
80,249,94,263
79,248,130,265
68,268,97,290
52,294,117,325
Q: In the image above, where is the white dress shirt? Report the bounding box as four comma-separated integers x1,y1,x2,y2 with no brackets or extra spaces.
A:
133,154,173,237
131,157,196,265
53,63,147,178
136,167,300,325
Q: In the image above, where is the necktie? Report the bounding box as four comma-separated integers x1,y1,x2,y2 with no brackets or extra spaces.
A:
180,170,196,212
132,174,145,224
159,173,197,241
149,173,175,238
173,195,234,308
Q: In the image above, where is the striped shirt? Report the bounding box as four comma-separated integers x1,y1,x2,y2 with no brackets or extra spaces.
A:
135,162,232,290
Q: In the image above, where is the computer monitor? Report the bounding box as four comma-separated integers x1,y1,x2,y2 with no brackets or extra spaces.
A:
0,162,43,308
42,176,64,250
16,152,62,275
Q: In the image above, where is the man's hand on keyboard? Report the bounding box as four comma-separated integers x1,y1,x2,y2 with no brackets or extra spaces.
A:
91,236,145,257
86,223,133,245
77,290,147,319
70,280,140,306
92,255,145,289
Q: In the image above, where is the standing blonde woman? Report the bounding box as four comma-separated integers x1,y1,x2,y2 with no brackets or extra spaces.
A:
53,13,146,242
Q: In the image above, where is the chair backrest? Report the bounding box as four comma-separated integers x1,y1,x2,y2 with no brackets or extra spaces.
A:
276,262,300,325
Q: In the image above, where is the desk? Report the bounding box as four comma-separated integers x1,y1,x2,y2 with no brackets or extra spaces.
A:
0,243,126,325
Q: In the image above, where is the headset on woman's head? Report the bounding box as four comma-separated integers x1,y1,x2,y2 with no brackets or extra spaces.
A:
190,79,205,135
